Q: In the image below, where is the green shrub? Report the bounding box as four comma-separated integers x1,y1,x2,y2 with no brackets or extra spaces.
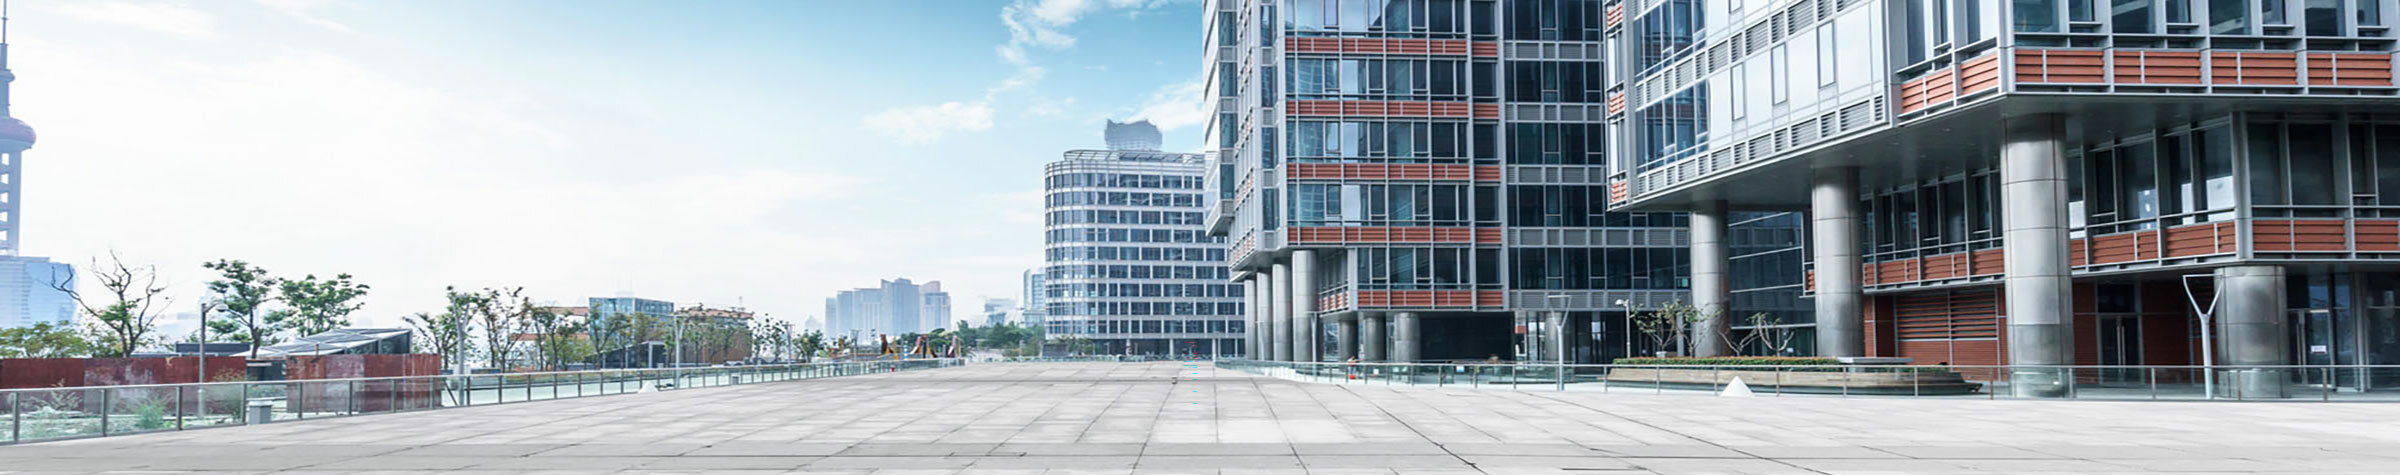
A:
1610,356,1841,366
135,402,168,430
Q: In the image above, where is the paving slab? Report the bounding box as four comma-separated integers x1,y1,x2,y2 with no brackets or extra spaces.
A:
4,361,2398,473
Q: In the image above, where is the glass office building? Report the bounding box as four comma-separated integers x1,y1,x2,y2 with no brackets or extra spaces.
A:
1600,0,2400,396
1042,123,1246,357
1201,0,1726,365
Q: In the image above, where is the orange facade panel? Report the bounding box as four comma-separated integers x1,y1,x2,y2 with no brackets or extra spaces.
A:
2016,49,2107,83
1285,100,1475,118
2211,52,2301,85
1472,165,1503,181
1606,92,1626,115
2359,220,2400,251
1284,226,1495,245
2113,50,2205,84
1898,67,1957,114
1472,103,1500,119
1285,163,1481,181
2086,231,2161,265
1970,249,2005,276
1470,42,1500,57
1959,53,2004,95
2306,53,2396,86
2253,220,2351,251
1607,180,1630,204
1604,4,1625,29
1319,292,1351,313
1355,290,1486,308
1282,37,1472,55
2163,221,2238,257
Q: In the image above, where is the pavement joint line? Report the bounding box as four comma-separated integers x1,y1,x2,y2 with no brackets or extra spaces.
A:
1335,384,1488,475
1518,391,1832,475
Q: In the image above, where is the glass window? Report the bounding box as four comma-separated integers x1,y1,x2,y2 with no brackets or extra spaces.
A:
2288,124,2337,205
1817,26,1839,86
2113,0,2154,33
2381,124,2400,206
2210,0,2250,33
2017,0,2063,31
1771,45,1789,104
2306,0,2342,35
2248,123,2287,206
2198,124,2236,219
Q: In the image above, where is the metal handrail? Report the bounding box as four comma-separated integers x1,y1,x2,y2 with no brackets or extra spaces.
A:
1218,360,2400,402
0,358,957,394
3,359,967,446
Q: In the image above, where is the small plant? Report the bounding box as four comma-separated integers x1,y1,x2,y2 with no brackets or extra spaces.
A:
134,401,168,430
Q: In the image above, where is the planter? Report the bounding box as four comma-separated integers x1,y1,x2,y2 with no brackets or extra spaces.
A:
1602,368,1981,395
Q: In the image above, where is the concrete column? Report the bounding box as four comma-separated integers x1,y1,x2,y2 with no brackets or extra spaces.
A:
1690,200,1734,357
1361,313,1387,361
1269,263,1293,361
1336,315,1359,361
2217,265,2290,398
1811,167,1865,357
1244,277,1263,359
2000,114,2075,398
1391,312,1422,363
1292,250,1319,362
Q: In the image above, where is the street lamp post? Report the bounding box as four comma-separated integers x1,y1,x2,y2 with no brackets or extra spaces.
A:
2181,274,2223,400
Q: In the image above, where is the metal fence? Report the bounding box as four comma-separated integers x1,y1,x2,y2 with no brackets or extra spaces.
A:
1218,360,2400,402
0,358,963,445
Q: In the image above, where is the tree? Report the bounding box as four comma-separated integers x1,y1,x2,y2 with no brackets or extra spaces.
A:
0,321,94,358
406,311,472,374
1631,300,1715,357
797,330,826,362
523,305,588,370
275,273,370,337
203,260,282,347
463,287,532,371
52,252,172,357
1744,312,1800,356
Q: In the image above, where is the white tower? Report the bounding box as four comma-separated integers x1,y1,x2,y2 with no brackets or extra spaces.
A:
0,6,35,256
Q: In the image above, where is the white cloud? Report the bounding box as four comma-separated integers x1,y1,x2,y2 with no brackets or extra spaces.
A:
49,1,218,38
21,32,889,330
998,0,1182,65
1127,77,1209,131
865,101,995,144
256,0,353,32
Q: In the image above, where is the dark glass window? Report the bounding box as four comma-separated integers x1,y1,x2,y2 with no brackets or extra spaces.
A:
2209,0,2249,33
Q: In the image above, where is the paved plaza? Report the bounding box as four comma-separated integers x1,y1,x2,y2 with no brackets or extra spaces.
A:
5,361,2400,474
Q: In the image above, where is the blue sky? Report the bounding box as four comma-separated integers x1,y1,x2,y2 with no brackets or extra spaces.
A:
15,0,1206,331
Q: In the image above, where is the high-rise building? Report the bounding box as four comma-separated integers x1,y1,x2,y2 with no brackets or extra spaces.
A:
1043,124,1245,356
0,257,71,328
1201,0,1701,364
824,278,949,338
1597,0,2393,397
0,24,73,331
1105,119,1166,152
920,281,952,331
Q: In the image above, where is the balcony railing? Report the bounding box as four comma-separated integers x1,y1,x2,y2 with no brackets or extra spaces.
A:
1220,360,2400,402
0,359,963,446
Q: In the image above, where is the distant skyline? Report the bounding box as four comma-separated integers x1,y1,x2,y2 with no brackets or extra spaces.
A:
14,0,1205,331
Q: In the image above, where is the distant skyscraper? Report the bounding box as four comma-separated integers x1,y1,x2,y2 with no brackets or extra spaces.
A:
919,281,951,331
0,257,70,328
1042,123,1242,356
0,25,73,331
1103,119,1163,152
824,278,949,337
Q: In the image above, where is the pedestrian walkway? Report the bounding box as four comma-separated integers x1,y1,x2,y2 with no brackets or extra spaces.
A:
4,361,2397,474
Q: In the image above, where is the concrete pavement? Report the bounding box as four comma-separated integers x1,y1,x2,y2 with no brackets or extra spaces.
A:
4,361,2398,474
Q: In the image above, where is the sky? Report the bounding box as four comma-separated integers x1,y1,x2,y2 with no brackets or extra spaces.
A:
13,0,1208,332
